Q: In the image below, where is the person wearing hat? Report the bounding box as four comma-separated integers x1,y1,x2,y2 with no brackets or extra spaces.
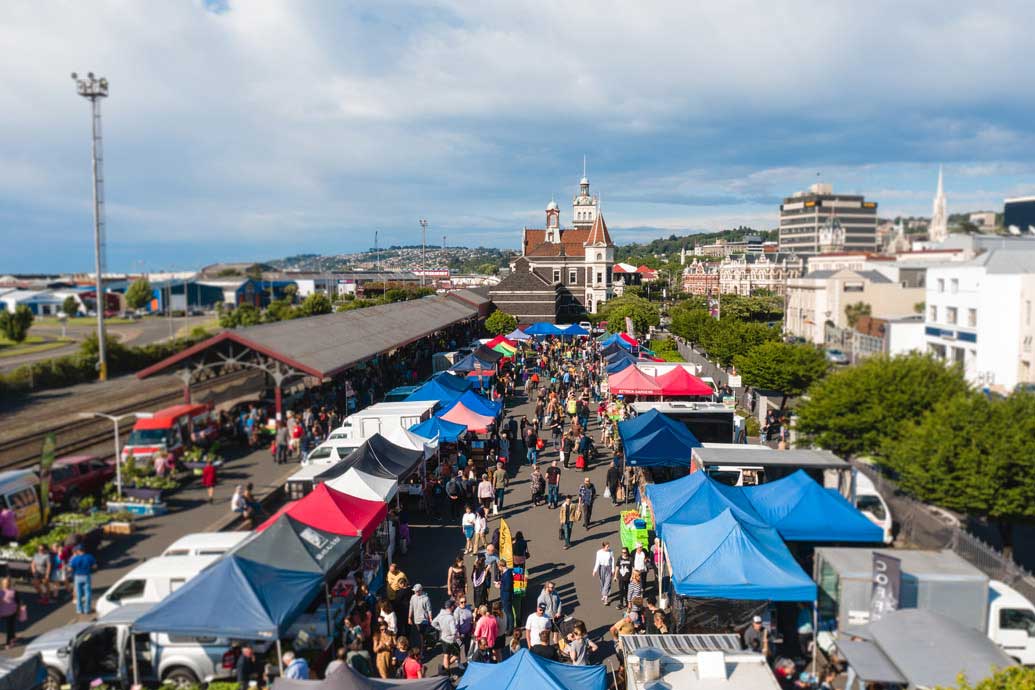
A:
432,599,460,673
578,477,596,529
743,615,768,655
524,600,553,649
407,583,433,652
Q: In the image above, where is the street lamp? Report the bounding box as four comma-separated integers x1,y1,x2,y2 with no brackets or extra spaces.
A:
419,218,428,287
71,71,110,381
78,411,152,499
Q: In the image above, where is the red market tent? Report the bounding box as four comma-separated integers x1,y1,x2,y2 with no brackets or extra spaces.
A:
485,335,518,349
437,401,496,433
619,332,638,346
657,366,714,397
256,483,388,541
608,366,663,396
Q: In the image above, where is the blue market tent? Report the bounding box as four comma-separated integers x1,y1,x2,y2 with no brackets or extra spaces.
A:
432,371,471,392
665,509,817,601
134,555,323,638
618,409,701,467
600,343,624,358
524,322,564,337
410,417,467,443
453,389,502,417
606,358,634,374
560,323,589,337
406,374,472,404
605,349,636,365
457,649,606,690
506,328,532,341
450,352,497,374
600,333,634,350
646,470,768,535
742,469,884,542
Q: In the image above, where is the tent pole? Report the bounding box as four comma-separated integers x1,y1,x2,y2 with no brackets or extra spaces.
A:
325,582,334,638
131,632,139,687
811,600,818,678
277,638,284,675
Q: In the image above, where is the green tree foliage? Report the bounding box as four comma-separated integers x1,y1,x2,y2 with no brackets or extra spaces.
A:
485,310,518,335
283,283,299,302
264,299,297,322
61,296,80,317
936,666,1035,690
719,294,783,323
734,341,829,410
599,296,660,335
477,262,499,276
0,305,34,343
218,303,263,329
844,301,872,327
669,306,714,346
298,292,333,317
701,321,779,368
795,353,970,459
124,278,153,310
884,391,1035,548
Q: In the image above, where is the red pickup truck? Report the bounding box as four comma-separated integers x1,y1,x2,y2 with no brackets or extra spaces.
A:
46,455,116,510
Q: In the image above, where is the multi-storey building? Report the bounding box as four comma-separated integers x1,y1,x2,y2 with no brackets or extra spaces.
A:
778,183,879,255
489,174,614,323
924,250,1035,391
717,253,804,296
682,259,720,296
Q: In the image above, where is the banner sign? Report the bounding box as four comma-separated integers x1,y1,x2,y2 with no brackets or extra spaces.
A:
39,433,57,525
869,552,902,622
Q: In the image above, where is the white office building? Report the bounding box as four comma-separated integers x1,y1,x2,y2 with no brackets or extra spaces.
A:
924,250,1035,391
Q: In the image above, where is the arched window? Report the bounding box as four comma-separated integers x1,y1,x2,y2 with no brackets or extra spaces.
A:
596,252,602,261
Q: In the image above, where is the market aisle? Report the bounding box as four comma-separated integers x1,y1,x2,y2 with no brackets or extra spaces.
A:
402,388,628,675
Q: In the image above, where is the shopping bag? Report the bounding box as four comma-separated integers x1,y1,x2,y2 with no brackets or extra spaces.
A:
603,485,611,499
492,503,499,516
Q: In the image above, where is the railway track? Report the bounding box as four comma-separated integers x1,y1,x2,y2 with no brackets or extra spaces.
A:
0,370,264,471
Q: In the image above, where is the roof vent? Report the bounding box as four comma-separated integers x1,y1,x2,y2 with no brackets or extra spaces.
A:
697,651,728,680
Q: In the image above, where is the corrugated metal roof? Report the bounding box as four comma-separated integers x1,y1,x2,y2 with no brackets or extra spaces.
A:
692,447,848,469
855,270,892,284
621,633,743,655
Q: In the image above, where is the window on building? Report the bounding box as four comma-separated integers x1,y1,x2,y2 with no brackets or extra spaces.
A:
596,252,602,261
946,307,957,325
597,272,603,285
937,278,945,293
552,269,560,283
952,347,965,364
569,270,577,284
967,308,977,327
928,343,946,359
929,305,937,321
950,278,958,294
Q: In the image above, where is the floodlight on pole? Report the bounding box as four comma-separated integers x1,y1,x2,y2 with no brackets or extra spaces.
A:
71,71,110,381
78,410,152,499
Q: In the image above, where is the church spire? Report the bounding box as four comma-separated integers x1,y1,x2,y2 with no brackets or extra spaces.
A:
929,165,948,243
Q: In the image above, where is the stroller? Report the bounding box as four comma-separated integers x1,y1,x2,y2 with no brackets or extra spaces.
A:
530,472,546,506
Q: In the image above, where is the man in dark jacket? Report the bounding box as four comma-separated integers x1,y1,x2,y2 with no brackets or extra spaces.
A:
236,645,258,690
498,560,515,633
606,461,622,506
578,477,596,529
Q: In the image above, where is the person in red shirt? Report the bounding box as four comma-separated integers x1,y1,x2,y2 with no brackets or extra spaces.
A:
201,459,217,504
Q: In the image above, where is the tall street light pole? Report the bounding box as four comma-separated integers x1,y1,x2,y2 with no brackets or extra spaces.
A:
419,219,428,288
72,72,110,381
77,411,151,499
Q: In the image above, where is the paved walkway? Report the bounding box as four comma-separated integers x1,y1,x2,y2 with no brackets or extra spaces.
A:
403,389,631,675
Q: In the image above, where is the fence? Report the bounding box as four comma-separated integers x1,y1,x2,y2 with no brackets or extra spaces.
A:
854,461,1035,603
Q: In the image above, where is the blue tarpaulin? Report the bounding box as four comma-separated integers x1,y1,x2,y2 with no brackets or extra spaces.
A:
618,409,701,467
453,389,502,417
560,323,589,337
406,374,471,404
665,509,818,601
606,358,634,374
409,417,467,443
457,649,606,690
742,469,884,542
524,322,564,336
600,333,634,350
450,352,497,374
432,372,471,392
647,470,768,536
605,350,636,365
133,555,323,639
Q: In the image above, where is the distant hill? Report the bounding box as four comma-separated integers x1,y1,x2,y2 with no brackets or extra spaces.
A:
615,227,776,261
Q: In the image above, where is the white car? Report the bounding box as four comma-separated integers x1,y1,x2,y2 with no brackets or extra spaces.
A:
825,348,850,365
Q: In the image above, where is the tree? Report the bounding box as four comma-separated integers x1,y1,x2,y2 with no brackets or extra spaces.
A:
935,665,1035,689
719,294,783,323
701,321,779,368
884,391,1035,554
218,303,262,329
670,308,714,346
0,305,34,343
476,262,498,276
485,310,518,335
795,352,970,459
914,301,925,314
844,301,872,328
61,296,80,317
599,296,660,335
734,341,830,410
298,292,333,317
264,299,297,322
283,284,299,302
124,278,152,310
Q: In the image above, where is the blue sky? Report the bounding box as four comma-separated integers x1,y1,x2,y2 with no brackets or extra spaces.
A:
2,1,1034,272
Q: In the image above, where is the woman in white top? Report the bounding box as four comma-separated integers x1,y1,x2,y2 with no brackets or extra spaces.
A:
378,600,398,634
473,509,488,552
461,506,477,555
591,541,615,604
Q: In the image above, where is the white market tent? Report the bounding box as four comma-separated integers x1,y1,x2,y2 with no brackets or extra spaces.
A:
326,466,398,502
384,426,438,460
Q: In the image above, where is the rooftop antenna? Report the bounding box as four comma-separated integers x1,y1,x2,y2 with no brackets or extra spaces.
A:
583,155,587,180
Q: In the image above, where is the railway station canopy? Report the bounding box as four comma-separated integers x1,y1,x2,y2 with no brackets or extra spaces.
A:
136,295,481,405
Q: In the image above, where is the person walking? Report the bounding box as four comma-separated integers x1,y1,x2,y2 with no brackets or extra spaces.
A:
68,544,96,615
274,421,289,464
578,477,596,530
493,463,508,513
559,496,574,549
545,460,561,509
201,457,217,503
605,460,622,506
0,578,20,648
626,571,644,615
615,547,633,608
407,583,433,649
473,508,488,553
453,595,475,658
592,541,615,605
497,560,515,633
461,506,477,554
432,600,460,674
477,474,494,513
536,582,562,639
30,544,52,605
446,556,467,601
529,465,545,507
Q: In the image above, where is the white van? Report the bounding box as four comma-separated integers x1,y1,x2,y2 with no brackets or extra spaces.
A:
328,401,436,444
989,579,1035,665
853,472,893,544
302,439,363,466
95,555,219,617
161,531,249,558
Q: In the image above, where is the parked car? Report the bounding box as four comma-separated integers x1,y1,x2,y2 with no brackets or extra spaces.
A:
825,348,850,365
46,456,115,510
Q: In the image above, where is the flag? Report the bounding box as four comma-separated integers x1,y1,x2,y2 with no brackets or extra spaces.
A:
39,433,57,525
499,518,513,566
869,552,901,622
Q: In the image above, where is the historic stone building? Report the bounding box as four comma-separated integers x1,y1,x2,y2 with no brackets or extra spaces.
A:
718,253,804,296
490,174,615,323
682,259,720,296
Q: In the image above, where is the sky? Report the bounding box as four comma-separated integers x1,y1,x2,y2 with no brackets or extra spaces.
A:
2,1,1034,273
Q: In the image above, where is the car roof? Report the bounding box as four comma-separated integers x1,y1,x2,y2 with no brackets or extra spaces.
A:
118,554,220,578
162,531,250,554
